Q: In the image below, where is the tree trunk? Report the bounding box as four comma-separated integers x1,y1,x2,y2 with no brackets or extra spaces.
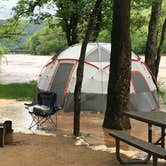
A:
64,21,72,46
103,0,131,130
64,13,79,46
73,0,102,137
155,18,166,78
91,7,102,41
70,0,79,45
145,0,162,78
58,0,79,46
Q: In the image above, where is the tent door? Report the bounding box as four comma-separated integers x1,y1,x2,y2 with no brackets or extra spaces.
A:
50,63,74,106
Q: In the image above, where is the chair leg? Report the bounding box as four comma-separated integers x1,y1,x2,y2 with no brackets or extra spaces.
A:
47,116,56,129
37,116,56,130
29,113,38,129
56,112,57,127
29,112,57,130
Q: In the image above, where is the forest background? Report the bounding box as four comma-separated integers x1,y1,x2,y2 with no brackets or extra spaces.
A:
0,0,165,56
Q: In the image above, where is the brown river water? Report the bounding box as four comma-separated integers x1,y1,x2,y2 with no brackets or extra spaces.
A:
0,54,166,161
0,54,51,84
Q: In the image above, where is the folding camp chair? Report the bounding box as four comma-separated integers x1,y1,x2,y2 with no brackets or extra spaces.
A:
25,92,61,130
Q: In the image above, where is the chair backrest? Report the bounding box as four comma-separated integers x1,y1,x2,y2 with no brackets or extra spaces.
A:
37,92,57,110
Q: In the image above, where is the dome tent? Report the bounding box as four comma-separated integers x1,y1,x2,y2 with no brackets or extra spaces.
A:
38,43,159,112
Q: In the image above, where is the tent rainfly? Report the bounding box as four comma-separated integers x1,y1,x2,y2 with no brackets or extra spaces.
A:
37,43,159,112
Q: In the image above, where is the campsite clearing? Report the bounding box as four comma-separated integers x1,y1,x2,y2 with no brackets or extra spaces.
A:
0,99,166,166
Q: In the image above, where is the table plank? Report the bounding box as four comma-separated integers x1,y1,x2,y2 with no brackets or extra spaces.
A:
123,111,166,128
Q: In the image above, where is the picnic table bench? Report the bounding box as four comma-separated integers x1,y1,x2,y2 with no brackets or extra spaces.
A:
109,111,166,166
0,120,13,147
110,132,166,166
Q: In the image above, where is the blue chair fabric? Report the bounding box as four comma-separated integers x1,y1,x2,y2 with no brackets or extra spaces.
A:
25,91,60,130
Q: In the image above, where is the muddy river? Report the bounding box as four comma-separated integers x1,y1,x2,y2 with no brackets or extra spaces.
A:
0,54,51,84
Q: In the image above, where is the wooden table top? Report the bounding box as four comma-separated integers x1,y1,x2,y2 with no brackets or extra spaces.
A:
123,111,166,128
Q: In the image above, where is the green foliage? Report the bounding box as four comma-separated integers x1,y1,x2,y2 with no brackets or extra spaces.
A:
14,0,112,45
0,20,43,53
0,46,4,59
0,45,9,60
160,89,166,105
162,40,166,53
0,19,21,38
130,0,166,54
131,31,147,53
0,19,20,56
13,0,56,21
0,81,37,101
26,24,67,55
97,29,111,42
4,0,166,54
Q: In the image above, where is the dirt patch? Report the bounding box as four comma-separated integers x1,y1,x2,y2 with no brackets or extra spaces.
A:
0,99,19,105
0,132,118,166
1,132,165,166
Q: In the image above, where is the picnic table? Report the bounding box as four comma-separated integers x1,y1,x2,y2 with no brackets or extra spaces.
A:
123,111,166,148
109,111,166,166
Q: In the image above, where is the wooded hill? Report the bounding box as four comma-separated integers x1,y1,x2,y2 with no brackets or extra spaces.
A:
0,20,43,53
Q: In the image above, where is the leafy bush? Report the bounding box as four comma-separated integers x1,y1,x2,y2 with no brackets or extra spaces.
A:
159,89,166,105
26,25,67,55
131,32,147,54
0,46,4,59
161,40,166,54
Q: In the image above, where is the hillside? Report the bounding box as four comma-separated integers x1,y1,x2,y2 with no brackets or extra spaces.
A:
0,20,43,53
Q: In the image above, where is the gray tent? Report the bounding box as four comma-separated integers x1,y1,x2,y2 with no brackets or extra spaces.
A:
38,43,159,112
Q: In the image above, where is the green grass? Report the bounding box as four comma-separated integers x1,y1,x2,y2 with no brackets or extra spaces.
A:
1,81,166,104
0,81,37,101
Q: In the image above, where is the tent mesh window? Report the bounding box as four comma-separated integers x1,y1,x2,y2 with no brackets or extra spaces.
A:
86,47,110,62
132,72,149,93
50,63,74,105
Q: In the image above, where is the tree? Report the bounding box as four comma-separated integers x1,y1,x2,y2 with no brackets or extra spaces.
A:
55,0,81,46
91,5,102,41
145,0,162,78
13,0,94,46
0,18,21,55
130,1,152,53
103,0,131,130
155,18,166,78
26,24,67,55
0,19,21,38
14,0,110,46
73,0,102,137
